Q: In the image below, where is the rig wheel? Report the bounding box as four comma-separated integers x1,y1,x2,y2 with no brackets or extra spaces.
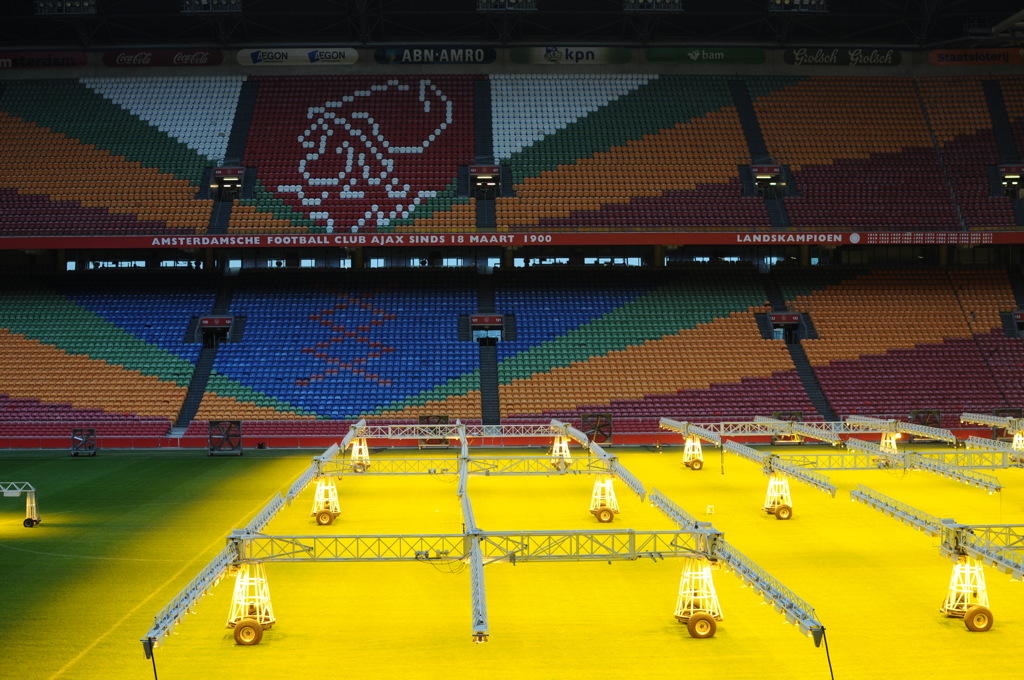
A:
689,459,704,471
595,507,615,523
233,618,263,646
775,504,793,521
315,510,335,526
687,612,717,639
964,605,993,632
23,518,36,528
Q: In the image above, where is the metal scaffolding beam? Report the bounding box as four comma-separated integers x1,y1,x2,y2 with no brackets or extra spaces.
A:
899,421,959,445
846,415,957,444
850,485,1024,580
143,417,837,651
963,525,1024,551
907,455,1002,493
659,418,723,446
647,488,824,639
468,538,488,642
789,422,844,445
724,441,837,497
232,530,702,563
960,412,1024,433
314,455,610,477
1,481,40,526
845,415,899,431
845,439,1003,491
551,419,647,500
141,544,235,647
849,484,943,534
284,419,366,504
769,450,882,470
845,436,902,468
549,419,591,447
755,416,845,446
963,436,1023,465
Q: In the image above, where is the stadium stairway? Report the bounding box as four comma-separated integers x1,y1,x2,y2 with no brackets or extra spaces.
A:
729,78,790,228
477,198,496,230
788,343,838,422
760,271,836,420
224,78,259,164
760,272,788,311
1000,313,1019,339
982,80,1020,165
477,272,496,313
981,80,1024,226
479,341,500,424
175,277,238,427
728,79,771,163
1008,267,1024,312
476,271,501,422
175,347,216,427
474,78,494,162
207,200,232,234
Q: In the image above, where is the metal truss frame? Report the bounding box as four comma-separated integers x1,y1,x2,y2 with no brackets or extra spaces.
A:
141,418,829,651
845,438,1003,492
723,441,837,498
849,485,1024,581
1,481,40,526
845,415,958,444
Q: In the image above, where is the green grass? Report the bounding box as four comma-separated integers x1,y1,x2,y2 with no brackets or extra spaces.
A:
0,450,312,680
2,446,1023,680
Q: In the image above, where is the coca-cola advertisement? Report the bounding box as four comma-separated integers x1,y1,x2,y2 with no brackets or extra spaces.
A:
102,49,223,68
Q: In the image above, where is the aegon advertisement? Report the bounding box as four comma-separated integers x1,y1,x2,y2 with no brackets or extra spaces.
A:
374,46,497,64
0,51,87,69
103,49,223,68
783,47,902,67
237,48,358,66
508,46,632,65
929,48,1024,66
646,47,766,65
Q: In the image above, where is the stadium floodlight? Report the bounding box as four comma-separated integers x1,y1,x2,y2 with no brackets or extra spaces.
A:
182,0,243,13
34,0,97,16
476,0,538,11
768,0,828,12
624,0,684,11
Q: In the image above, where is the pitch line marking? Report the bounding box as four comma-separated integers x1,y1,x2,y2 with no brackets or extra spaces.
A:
48,492,281,680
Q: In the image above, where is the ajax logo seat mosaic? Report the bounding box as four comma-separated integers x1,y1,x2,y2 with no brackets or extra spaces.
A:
276,79,456,232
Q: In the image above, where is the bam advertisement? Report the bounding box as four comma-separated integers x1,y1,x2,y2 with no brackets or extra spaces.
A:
646,47,766,65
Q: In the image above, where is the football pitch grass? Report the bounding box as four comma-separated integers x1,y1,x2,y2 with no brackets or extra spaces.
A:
1,444,1023,680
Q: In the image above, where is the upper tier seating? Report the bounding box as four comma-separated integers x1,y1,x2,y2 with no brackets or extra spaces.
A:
917,76,1016,229
755,77,960,230
494,74,770,232
236,75,479,234
0,74,1020,237
0,78,240,236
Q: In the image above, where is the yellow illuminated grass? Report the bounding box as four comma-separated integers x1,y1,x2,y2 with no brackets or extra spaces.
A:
2,447,1024,680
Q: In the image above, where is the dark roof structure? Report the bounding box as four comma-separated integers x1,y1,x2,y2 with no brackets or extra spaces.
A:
1,0,1022,51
